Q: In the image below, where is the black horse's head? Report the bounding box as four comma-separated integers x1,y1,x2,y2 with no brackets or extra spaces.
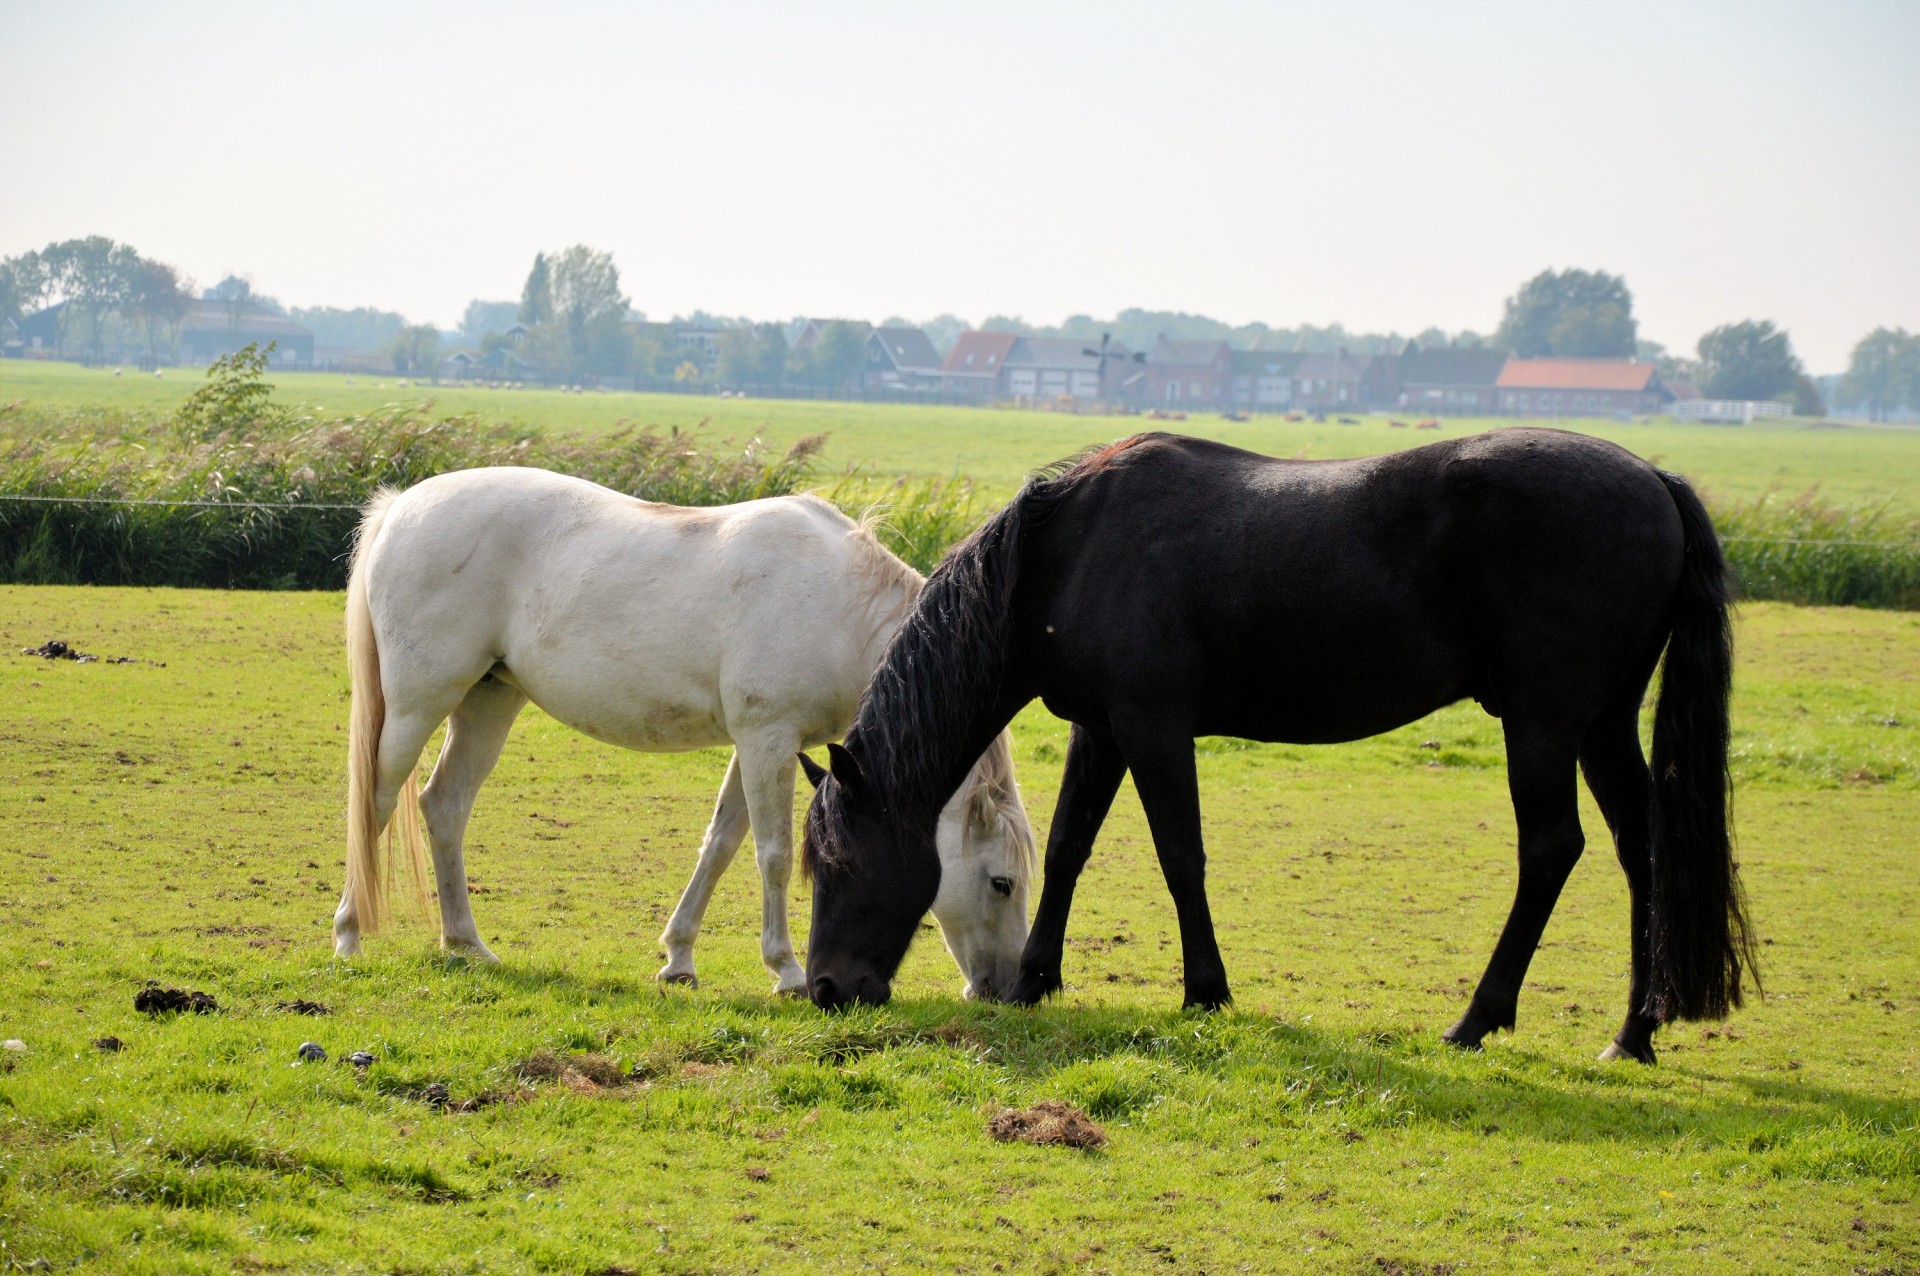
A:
799,743,941,1010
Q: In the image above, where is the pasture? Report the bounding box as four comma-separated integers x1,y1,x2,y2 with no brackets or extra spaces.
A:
5,358,1920,512
1,585,1915,1274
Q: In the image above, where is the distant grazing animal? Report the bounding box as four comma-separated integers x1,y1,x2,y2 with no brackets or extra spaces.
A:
334,468,1034,998
801,430,1755,1064
1417,418,1442,430
1388,420,1409,429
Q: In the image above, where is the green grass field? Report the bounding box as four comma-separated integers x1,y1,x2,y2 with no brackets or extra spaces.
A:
5,358,1919,512
1,586,1915,1274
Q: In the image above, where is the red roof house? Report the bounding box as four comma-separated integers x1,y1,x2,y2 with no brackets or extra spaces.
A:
1495,358,1670,415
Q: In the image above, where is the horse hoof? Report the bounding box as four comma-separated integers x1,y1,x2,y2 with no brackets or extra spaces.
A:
1441,1019,1487,1051
772,981,808,999
657,969,699,989
1598,1040,1656,1065
445,941,500,964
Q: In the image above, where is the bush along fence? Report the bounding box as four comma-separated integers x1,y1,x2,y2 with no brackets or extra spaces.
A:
0,346,984,590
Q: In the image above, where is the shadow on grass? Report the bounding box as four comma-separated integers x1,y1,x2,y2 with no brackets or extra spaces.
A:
312,952,1917,1177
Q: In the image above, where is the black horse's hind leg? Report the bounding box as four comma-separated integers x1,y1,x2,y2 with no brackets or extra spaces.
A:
1444,724,1584,1050
1579,702,1661,1064
1113,721,1231,1010
1009,724,1127,1006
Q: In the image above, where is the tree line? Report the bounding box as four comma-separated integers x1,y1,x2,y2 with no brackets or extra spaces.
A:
7,235,1917,415
0,236,193,365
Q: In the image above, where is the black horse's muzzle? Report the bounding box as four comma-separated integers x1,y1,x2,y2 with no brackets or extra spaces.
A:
809,969,892,1011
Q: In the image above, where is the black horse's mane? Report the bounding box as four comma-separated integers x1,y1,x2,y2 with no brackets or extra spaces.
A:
804,437,1158,875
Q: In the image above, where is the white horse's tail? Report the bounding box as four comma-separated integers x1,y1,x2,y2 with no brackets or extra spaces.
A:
345,489,428,935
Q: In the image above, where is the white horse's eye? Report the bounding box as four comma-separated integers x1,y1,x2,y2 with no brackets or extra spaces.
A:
990,876,1014,897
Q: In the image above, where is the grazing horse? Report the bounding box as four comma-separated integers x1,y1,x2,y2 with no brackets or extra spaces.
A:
801,430,1756,1063
331,467,1034,998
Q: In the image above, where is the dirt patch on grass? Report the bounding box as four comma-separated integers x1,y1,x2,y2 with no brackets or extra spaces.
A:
273,999,331,1016
987,1101,1107,1150
134,983,217,1015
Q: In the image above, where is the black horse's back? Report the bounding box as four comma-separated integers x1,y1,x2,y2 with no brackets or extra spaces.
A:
1014,429,1683,746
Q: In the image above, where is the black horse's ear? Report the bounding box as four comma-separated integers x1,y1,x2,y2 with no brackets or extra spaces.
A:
797,752,828,790
826,741,866,793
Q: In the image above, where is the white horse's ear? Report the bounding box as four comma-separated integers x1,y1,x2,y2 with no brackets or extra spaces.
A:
797,752,828,790
826,741,866,793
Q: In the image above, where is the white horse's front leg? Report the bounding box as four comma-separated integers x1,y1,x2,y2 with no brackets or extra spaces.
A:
419,678,527,962
737,735,807,995
658,753,751,987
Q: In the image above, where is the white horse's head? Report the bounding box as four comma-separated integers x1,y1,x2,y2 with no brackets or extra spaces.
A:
928,731,1033,1001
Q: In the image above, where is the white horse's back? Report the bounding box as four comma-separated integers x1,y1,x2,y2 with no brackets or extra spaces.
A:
360,468,905,752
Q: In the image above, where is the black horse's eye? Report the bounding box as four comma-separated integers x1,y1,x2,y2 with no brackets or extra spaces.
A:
990,876,1014,897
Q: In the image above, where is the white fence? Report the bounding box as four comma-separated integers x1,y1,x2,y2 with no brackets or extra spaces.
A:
1671,399,1794,424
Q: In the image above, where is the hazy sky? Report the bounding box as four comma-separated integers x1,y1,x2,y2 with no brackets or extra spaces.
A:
3,0,1915,371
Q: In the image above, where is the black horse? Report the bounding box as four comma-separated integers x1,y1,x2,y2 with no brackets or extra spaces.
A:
800,430,1756,1062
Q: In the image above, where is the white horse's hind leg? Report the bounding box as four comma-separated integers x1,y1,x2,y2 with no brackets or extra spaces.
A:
735,732,807,995
418,677,527,961
658,754,751,987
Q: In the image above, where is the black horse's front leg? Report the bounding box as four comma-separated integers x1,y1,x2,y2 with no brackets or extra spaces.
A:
1009,723,1127,1006
1112,721,1231,1010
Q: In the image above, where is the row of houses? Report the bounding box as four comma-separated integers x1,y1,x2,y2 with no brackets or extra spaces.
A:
919,331,1685,415
4,298,1690,417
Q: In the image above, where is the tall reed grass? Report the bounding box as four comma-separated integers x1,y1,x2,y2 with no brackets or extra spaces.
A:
1715,489,1920,610
0,406,861,589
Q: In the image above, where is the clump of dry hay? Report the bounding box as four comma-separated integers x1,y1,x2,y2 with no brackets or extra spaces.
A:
517,1048,630,1091
986,1101,1107,1150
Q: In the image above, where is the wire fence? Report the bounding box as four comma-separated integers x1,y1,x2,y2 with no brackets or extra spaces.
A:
2,493,1914,549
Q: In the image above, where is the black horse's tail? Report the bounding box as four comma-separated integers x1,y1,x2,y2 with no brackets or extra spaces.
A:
1646,472,1757,1022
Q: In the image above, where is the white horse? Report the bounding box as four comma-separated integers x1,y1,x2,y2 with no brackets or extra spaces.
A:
332,467,1034,997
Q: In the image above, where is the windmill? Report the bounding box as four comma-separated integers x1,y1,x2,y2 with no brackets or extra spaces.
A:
1082,332,1145,401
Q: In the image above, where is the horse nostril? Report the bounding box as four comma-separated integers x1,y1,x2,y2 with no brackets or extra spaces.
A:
811,974,841,1009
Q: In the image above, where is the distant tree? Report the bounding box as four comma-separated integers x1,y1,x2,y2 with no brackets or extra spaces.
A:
388,323,442,378
750,322,789,384
631,324,674,380
810,320,868,389
715,327,757,385
208,275,255,349
518,253,552,326
459,299,521,346
205,274,282,314
979,314,1032,334
0,250,51,329
1785,373,1825,417
1696,320,1804,403
716,322,791,386
1839,327,1920,420
916,313,969,356
31,236,138,357
543,246,628,377
289,306,406,353
124,256,192,367
1496,268,1637,357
